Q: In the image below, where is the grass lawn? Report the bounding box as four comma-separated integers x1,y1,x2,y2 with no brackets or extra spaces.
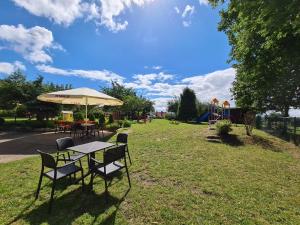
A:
0,119,300,224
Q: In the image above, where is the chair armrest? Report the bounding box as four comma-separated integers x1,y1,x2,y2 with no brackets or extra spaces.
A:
90,157,104,167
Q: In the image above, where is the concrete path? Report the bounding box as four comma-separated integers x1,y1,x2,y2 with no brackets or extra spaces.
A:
0,131,114,163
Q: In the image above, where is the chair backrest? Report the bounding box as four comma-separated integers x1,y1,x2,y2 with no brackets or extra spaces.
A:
56,137,74,151
104,145,126,164
116,133,128,144
37,150,56,169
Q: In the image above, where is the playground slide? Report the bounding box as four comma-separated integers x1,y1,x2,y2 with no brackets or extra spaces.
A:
196,112,210,123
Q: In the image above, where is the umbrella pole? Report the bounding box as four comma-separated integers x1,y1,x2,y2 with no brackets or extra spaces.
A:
85,96,88,123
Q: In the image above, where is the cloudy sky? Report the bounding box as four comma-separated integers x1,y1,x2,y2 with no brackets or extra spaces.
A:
0,0,235,111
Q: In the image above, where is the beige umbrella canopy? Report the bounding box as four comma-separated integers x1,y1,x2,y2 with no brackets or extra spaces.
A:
37,87,123,121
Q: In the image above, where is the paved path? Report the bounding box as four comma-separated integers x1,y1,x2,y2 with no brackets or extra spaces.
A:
0,131,114,163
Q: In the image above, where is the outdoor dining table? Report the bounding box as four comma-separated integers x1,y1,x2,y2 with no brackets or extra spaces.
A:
67,141,115,189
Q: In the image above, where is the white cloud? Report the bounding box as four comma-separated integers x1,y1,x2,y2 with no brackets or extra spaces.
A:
152,97,172,112
180,5,195,27
182,5,195,18
174,6,180,14
36,64,124,82
12,0,84,26
152,66,162,70
97,0,154,32
125,68,236,110
0,24,63,63
11,0,154,32
0,61,26,74
199,0,209,6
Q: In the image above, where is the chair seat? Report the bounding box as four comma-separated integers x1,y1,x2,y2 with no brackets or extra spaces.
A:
95,161,124,176
69,153,85,161
45,164,81,180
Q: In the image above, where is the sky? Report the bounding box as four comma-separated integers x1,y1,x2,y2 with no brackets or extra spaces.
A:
0,0,236,111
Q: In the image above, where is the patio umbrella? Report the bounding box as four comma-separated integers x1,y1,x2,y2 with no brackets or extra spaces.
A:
37,87,123,121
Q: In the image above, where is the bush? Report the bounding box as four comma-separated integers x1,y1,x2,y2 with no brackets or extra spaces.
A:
98,113,105,127
0,118,5,126
107,122,119,131
255,115,262,129
123,120,131,128
216,120,232,135
117,120,123,128
108,114,114,124
74,112,84,121
88,113,95,121
165,112,176,120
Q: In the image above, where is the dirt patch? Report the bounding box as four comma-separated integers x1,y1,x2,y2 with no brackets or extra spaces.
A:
132,170,158,187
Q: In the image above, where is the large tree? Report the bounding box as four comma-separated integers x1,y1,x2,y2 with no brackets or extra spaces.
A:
177,87,198,121
102,81,154,118
209,0,300,116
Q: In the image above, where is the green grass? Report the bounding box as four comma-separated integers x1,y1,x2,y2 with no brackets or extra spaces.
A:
0,119,300,224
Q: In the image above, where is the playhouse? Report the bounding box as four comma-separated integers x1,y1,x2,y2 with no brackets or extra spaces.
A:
61,111,74,122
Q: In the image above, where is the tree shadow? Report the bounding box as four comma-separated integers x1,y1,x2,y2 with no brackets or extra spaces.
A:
8,186,130,225
220,134,244,147
250,135,282,152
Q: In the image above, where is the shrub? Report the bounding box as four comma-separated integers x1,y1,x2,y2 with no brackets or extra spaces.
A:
216,120,232,135
165,112,176,120
98,113,105,128
108,114,114,124
123,120,131,128
74,112,84,121
88,113,95,121
117,120,123,128
0,117,5,126
108,122,119,131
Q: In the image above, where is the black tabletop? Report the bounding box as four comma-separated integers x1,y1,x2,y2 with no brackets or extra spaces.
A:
67,141,115,154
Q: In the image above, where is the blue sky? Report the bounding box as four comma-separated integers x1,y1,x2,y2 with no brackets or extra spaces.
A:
0,0,236,111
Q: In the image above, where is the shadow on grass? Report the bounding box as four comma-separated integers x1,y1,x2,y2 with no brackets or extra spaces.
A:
8,186,130,225
250,135,282,152
220,134,244,147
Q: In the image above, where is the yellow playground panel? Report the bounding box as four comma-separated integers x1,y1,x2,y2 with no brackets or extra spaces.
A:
61,111,74,122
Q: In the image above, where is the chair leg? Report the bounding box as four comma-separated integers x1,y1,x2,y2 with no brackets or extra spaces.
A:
125,166,131,188
104,178,108,203
80,169,85,191
126,146,132,165
35,171,43,199
49,179,56,213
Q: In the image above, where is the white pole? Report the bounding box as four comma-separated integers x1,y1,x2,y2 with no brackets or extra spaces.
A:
85,96,88,123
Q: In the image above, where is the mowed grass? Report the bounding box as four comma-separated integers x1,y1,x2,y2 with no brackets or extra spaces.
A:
0,119,300,224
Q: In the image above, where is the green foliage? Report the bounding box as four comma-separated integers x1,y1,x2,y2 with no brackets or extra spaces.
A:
167,98,179,114
74,112,84,121
107,122,119,131
255,115,262,129
88,113,95,121
108,114,114,124
165,112,176,120
210,0,300,116
177,87,198,121
0,71,71,120
123,120,132,128
98,113,105,127
102,81,154,118
216,119,232,135
0,117,5,126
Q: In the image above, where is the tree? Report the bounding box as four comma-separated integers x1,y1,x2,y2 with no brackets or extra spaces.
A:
209,0,300,116
167,98,179,114
177,87,198,121
0,70,27,110
102,81,154,119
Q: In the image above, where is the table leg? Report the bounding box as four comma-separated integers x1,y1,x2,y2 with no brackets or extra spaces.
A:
89,152,95,190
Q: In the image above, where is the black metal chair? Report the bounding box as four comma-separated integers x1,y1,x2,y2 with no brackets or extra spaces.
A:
90,144,131,202
56,137,85,163
35,150,84,212
70,123,85,138
116,133,132,164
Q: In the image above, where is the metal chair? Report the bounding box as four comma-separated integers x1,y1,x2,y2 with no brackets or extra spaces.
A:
35,150,84,212
90,145,131,202
70,123,85,138
116,133,132,164
56,137,85,163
